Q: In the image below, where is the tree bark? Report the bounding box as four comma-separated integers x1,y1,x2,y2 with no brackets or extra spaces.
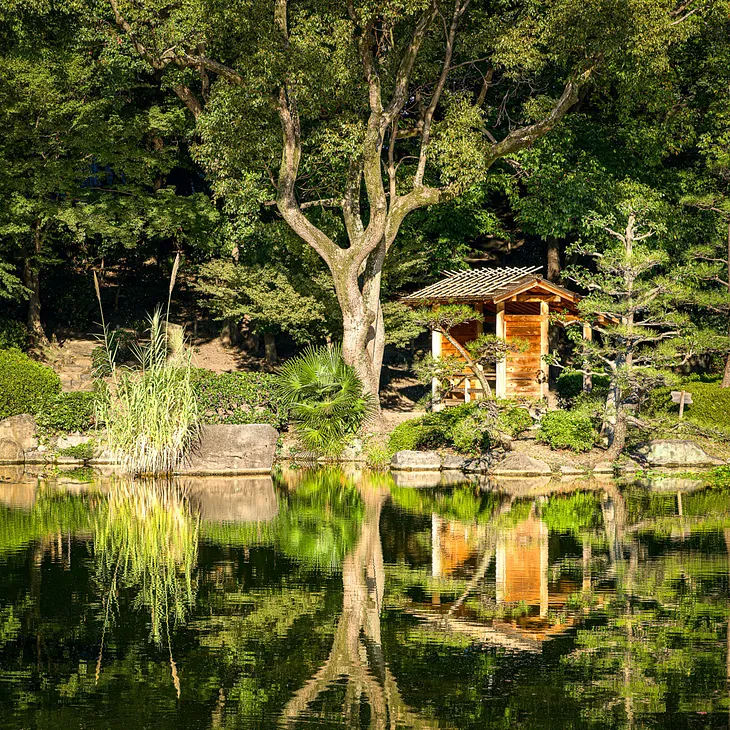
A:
546,238,561,282
722,222,730,388
24,222,48,347
263,332,278,364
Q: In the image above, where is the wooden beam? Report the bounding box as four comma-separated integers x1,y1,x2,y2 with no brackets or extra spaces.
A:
540,300,549,399
432,329,444,410
582,322,592,393
496,302,506,398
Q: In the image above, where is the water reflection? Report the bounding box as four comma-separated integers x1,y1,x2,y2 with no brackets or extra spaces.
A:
0,469,728,728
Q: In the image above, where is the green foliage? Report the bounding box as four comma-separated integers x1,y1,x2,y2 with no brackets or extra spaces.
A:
537,409,598,452
555,371,610,400
497,406,533,437
363,440,391,470
276,345,375,457
35,391,96,434
387,402,498,455
57,440,97,462
643,379,730,434
0,318,28,350
96,310,199,475
191,370,288,429
0,348,60,419
540,492,603,533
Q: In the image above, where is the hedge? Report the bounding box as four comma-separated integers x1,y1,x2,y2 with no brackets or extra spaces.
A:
536,409,598,452
35,391,96,434
190,369,289,429
0,349,61,420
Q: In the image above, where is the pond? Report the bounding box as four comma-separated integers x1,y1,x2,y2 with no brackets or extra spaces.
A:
0,467,729,729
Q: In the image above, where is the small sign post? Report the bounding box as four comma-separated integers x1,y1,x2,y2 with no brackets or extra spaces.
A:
670,390,693,419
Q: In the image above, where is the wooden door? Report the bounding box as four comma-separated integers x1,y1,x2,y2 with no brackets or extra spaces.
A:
504,314,543,397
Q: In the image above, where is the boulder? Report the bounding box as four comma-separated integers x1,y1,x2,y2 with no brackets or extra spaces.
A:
560,465,589,475
390,450,442,472
178,424,278,475
0,439,24,464
491,452,552,476
0,414,37,451
631,440,723,468
441,454,469,471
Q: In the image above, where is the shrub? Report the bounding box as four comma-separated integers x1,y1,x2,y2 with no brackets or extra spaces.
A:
191,370,288,429
58,440,97,461
364,440,391,470
556,370,610,401
536,409,598,452
0,318,28,351
275,345,375,457
387,420,425,453
36,391,96,434
387,402,498,455
0,349,61,420
498,406,533,437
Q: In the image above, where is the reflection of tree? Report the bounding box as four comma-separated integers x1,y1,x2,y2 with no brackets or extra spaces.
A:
283,482,440,730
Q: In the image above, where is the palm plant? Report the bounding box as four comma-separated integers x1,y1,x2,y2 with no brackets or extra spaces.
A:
276,345,376,457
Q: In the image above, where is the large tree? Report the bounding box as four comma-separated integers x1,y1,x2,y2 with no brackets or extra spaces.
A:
105,0,708,400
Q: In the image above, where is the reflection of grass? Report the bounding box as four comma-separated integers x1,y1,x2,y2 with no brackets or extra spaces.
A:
390,484,503,523
93,480,199,649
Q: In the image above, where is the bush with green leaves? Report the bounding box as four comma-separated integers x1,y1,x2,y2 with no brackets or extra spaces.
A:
36,391,96,434
57,440,97,461
275,345,375,457
555,371,610,401
0,349,61,420
497,406,533,437
536,409,598,453
191,370,288,429
387,402,499,455
0,318,28,351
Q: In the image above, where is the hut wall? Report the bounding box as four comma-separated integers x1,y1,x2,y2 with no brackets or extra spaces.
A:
504,314,543,398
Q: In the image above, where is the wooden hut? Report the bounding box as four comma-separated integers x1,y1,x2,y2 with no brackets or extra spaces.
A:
402,266,586,403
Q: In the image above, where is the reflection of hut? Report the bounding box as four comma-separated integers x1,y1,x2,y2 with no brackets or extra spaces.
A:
431,514,480,578
402,266,587,402
496,515,549,616
0,481,37,510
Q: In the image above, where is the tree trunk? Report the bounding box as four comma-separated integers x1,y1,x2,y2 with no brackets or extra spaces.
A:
23,262,46,345
342,309,381,403
604,407,628,461
440,329,492,398
722,222,730,388
546,238,561,283
263,332,278,364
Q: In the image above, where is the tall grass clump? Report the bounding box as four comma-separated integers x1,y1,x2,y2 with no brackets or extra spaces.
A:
275,345,375,457
94,256,199,475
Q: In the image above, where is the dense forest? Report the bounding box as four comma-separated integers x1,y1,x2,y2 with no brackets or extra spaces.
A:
1,0,729,464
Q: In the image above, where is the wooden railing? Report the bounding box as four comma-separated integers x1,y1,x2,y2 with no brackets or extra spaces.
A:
444,368,496,403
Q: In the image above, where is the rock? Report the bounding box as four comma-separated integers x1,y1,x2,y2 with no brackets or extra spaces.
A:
0,439,23,464
441,454,469,471
88,449,120,465
441,470,473,486
0,466,25,484
631,440,723,468
390,450,442,472
593,461,616,474
463,457,493,473
0,414,38,451
340,438,365,462
178,424,278,475
56,455,84,465
23,449,51,464
56,434,93,450
491,452,552,476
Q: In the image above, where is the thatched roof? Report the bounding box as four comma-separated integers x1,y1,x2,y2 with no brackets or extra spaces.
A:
400,266,579,305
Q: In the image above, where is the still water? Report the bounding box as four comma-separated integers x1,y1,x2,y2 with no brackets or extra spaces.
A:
0,466,729,729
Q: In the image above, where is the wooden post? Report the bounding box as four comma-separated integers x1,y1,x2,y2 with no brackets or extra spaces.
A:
464,375,470,403
475,302,483,400
540,300,549,399
679,390,686,419
431,330,443,411
496,302,506,398
582,322,593,393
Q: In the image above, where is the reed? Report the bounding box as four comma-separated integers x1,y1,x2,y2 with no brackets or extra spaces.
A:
94,258,199,475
